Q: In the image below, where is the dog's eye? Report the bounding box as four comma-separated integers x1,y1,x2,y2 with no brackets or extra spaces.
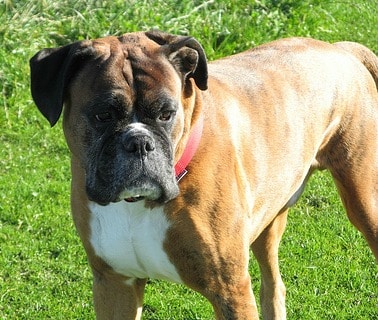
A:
158,111,174,122
95,112,113,122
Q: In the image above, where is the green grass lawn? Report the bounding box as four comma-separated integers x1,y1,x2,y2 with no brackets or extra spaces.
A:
1,0,377,319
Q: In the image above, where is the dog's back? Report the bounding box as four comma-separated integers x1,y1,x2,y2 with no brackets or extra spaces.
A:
334,41,378,89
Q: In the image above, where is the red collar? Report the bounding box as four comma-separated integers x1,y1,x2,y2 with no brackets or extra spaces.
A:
174,113,204,181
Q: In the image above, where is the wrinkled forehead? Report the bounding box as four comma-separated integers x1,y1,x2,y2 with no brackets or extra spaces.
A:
71,33,181,107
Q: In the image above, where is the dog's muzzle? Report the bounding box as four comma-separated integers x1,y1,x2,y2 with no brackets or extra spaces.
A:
85,123,179,206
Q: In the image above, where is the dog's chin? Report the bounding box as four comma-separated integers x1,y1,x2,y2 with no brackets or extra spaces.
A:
87,178,179,206
87,185,162,206
117,186,163,203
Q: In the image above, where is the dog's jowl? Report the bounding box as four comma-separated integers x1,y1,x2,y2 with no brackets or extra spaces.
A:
30,31,378,319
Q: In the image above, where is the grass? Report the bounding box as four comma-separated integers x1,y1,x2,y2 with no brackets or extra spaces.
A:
0,0,377,318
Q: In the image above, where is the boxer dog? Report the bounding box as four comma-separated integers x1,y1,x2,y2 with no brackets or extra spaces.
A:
30,30,378,319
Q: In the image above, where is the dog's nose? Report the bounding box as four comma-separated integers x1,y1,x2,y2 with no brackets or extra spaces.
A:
123,132,155,157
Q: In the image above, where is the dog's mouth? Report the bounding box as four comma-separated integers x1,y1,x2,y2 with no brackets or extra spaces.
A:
124,195,145,203
86,167,180,205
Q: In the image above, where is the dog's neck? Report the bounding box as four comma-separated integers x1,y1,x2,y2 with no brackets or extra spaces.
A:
174,112,204,182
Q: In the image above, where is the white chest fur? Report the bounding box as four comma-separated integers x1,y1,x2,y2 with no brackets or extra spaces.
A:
89,201,182,283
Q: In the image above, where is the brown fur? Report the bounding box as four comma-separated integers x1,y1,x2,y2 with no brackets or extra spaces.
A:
30,33,378,319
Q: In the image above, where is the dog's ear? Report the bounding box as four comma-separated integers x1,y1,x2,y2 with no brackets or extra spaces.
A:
145,30,208,90
30,41,93,126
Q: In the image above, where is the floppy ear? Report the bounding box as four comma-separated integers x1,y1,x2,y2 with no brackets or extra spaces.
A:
30,41,93,126
145,30,208,90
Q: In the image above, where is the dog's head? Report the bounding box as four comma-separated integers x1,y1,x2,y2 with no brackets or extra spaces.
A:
30,31,208,205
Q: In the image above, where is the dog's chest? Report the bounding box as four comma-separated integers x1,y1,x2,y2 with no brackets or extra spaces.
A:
89,201,182,283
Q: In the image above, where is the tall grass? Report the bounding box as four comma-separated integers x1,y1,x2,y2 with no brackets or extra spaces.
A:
1,0,377,319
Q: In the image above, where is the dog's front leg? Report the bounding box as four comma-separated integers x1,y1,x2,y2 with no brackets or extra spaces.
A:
92,270,146,320
164,216,260,319
208,276,259,320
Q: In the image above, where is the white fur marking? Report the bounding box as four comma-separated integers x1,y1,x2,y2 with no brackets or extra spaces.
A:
136,306,143,320
89,201,182,283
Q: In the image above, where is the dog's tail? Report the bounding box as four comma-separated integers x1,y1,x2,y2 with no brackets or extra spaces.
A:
334,41,378,90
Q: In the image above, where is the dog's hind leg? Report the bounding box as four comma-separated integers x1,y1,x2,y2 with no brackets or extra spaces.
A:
321,113,378,261
251,210,288,319
331,170,378,261
330,40,378,261
329,158,378,261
